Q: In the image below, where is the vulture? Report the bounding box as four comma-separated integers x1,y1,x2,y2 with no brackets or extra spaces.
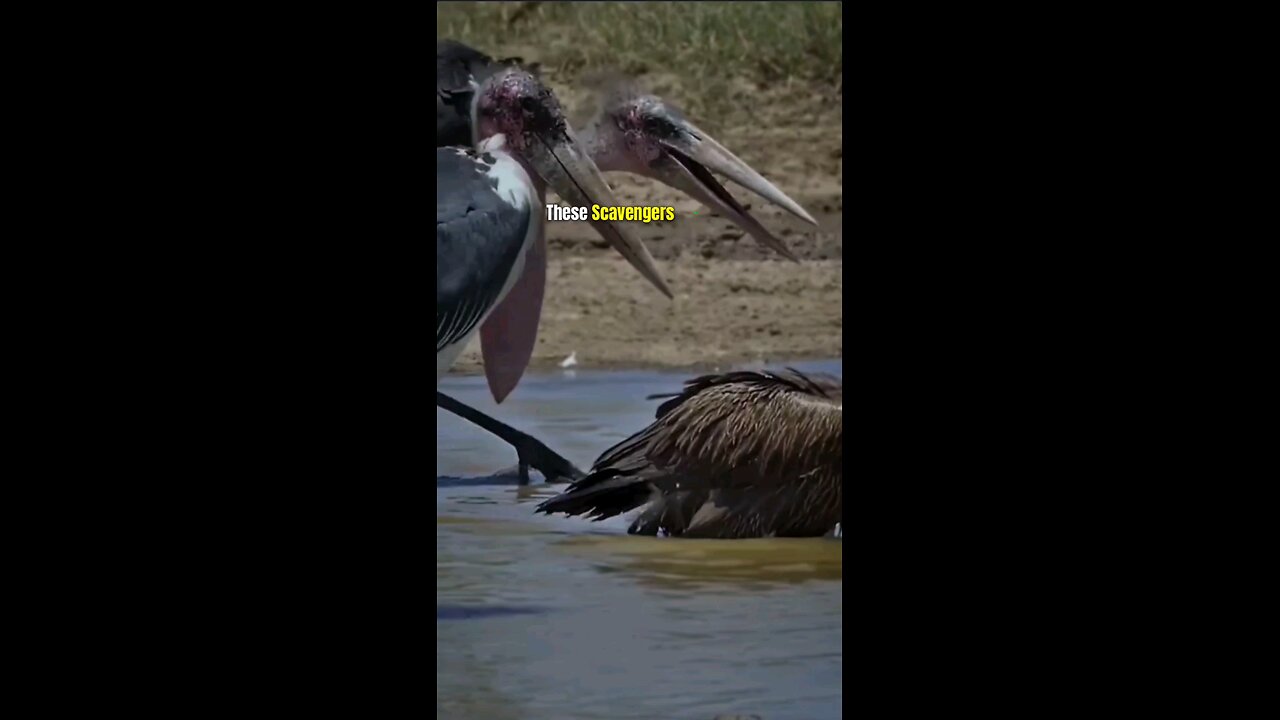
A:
537,369,843,538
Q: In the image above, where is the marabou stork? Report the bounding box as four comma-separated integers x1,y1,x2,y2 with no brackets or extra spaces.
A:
536,369,843,539
437,38,818,259
436,67,670,483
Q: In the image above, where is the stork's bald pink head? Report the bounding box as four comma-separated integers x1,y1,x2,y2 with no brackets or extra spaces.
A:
614,95,679,166
473,68,569,153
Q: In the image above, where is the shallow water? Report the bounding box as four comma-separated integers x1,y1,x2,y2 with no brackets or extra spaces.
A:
437,360,842,720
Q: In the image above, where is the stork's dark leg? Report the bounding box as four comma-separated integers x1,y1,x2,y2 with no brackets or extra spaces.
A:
436,391,585,484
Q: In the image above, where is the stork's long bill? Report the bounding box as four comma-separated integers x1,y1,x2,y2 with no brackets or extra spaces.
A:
533,125,672,297
473,69,671,299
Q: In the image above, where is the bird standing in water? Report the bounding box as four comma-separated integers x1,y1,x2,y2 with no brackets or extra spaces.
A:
437,67,669,483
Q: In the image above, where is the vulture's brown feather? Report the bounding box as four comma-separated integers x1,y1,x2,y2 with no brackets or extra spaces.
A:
537,369,843,539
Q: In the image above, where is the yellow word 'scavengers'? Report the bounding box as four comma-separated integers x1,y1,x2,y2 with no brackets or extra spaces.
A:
591,205,676,223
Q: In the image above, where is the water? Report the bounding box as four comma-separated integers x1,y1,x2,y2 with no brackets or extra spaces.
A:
437,359,842,720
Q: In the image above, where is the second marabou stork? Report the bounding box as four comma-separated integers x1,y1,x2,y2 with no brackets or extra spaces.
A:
436,67,670,483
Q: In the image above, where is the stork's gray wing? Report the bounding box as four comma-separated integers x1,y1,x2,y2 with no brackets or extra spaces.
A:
436,148,532,351
436,40,494,147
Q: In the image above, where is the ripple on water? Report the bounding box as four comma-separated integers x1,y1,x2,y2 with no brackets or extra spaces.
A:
437,604,549,621
554,534,843,592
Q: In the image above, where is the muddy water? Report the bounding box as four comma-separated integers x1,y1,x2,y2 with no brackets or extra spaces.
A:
437,360,842,720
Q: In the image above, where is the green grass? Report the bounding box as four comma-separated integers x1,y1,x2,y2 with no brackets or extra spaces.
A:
438,2,841,126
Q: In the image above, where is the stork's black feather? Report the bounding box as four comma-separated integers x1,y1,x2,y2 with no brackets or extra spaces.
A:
436,39,543,148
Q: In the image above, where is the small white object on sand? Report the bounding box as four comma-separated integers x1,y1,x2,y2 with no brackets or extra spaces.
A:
559,351,578,368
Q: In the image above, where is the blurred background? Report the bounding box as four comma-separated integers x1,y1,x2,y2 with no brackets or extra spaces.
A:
438,1,843,374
